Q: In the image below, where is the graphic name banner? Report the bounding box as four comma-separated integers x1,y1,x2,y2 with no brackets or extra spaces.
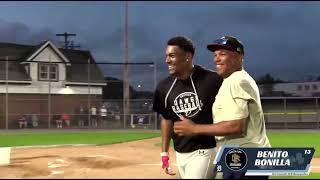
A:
214,146,315,176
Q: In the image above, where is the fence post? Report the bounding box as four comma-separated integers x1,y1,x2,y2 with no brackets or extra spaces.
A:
124,114,127,129
5,56,8,130
87,58,91,128
316,98,319,129
153,61,157,130
48,54,52,129
284,98,287,129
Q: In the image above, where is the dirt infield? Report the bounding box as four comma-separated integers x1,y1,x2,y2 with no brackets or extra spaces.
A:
0,137,178,179
0,137,319,178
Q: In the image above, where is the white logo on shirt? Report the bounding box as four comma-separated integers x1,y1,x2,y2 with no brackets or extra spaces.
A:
171,92,203,118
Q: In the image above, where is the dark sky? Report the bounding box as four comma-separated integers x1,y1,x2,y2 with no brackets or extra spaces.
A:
1,1,320,90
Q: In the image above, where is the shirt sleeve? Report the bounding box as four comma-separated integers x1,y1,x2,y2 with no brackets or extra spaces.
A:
214,79,253,122
228,79,253,119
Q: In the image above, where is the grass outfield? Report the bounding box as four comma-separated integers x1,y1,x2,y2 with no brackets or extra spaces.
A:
0,130,318,179
0,131,160,147
0,130,319,157
267,131,320,157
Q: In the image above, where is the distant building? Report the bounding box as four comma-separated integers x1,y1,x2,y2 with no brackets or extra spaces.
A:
0,40,106,128
259,81,320,97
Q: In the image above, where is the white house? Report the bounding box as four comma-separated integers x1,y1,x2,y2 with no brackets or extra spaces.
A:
0,40,106,128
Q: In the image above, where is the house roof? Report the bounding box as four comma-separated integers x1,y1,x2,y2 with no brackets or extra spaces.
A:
26,41,70,63
0,41,104,83
61,48,104,83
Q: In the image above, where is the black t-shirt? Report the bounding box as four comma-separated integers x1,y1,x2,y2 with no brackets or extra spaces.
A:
153,64,223,153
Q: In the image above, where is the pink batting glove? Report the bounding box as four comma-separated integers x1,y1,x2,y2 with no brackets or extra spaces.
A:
160,152,176,176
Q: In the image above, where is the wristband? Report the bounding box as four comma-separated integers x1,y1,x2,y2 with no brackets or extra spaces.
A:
160,152,169,156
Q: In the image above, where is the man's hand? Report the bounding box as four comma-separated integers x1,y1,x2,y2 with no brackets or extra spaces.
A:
173,116,196,136
160,152,176,176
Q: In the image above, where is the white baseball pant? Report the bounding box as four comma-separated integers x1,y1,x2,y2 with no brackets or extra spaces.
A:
175,147,217,179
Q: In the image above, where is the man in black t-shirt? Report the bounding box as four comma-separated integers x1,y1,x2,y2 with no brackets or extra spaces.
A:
153,36,223,179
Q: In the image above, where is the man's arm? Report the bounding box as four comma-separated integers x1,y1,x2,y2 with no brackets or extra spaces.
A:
194,118,245,136
160,116,176,176
173,116,246,137
161,117,173,152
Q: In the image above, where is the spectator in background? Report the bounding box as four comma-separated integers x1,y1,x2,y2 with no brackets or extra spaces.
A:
90,106,98,128
25,114,32,128
78,106,85,127
54,114,63,128
114,105,121,122
115,105,120,113
18,115,28,129
62,112,71,128
31,114,39,128
100,104,107,127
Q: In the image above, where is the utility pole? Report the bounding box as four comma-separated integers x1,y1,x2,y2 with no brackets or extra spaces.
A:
123,1,130,128
56,32,77,49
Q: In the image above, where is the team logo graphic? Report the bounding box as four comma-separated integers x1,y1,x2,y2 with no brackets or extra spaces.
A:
171,92,203,118
225,148,247,171
232,153,241,163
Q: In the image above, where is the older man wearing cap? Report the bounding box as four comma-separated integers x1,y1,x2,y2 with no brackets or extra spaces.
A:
173,35,271,179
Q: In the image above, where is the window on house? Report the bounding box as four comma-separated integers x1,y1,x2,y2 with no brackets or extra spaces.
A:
313,84,318,90
297,85,302,91
38,64,58,81
305,85,310,91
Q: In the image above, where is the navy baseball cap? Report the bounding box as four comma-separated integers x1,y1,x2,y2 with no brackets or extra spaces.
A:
207,36,244,54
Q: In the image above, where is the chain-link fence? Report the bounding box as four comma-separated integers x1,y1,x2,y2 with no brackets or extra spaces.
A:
0,58,159,130
262,97,320,129
1,57,320,130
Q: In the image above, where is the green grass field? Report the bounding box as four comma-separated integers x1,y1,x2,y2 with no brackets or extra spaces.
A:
267,131,319,157
0,131,160,147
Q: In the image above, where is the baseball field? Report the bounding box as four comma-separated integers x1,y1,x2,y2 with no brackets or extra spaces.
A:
0,129,319,179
